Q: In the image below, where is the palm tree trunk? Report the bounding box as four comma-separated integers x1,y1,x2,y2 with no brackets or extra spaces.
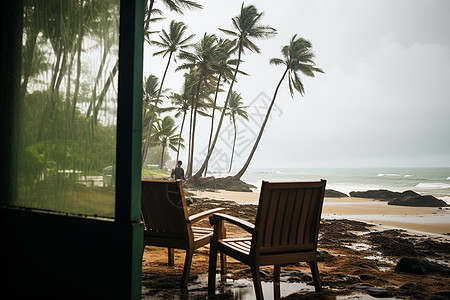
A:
176,111,187,162
192,44,243,180
185,103,194,176
142,51,173,168
160,144,166,169
228,116,237,173
233,67,289,179
187,81,201,178
204,73,222,176
188,104,198,178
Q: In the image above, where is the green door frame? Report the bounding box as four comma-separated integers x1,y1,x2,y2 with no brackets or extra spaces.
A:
0,1,145,298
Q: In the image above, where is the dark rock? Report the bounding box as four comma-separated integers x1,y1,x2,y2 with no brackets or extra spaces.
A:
349,189,404,200
281,270,305,278
367,287,394,297
395,257,449,275
435,290,450,297
360,274,376,280
400,282,419,291
428,296,448,300
185,176,255,192
317,250,333,261
389,195,448,207
353,283,374,289
325,189,348,197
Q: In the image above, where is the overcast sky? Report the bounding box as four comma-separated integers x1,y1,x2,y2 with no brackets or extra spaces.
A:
143,0,450,170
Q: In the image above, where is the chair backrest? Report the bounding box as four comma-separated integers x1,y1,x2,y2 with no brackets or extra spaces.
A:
252,180,326,255
141,180,190,242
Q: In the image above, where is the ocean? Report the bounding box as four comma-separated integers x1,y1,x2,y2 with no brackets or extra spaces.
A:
237,167,450,204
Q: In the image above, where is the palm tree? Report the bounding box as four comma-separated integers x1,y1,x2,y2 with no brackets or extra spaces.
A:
169,74,194,162
142,75,161,165
204,38,244,176
141,20,194,168
154,116,184,169
152,20,195,105
233,35,324,179
141,74,170,166
144,0,202,43
225,91,248,173
192,4,276,180
177,33,219,178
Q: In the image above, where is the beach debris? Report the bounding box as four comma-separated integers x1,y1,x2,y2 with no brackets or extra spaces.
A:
395,257,450,275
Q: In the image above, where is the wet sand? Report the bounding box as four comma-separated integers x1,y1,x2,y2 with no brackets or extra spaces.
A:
190,189,450,235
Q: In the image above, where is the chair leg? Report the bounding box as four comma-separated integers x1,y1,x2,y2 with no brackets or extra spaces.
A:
168,248,174,266
273,264,280,299
250,264,264,300
219,222,227,276
181,250,193,289
308,261,322,292
208,243,218,296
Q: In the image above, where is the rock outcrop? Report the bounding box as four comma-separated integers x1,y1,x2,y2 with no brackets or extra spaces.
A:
389,195,448,207
349,189,410,200
184,176,255,192
395,257,450,275
325,189,348,198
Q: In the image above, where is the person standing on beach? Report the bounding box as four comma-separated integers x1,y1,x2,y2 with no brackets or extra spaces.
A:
171,160,185,180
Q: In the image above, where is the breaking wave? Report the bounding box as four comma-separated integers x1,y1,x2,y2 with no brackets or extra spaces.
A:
415,183,450,190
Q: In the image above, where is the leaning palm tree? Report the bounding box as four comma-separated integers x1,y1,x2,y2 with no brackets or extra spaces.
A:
204,38,245,176
154,116,184,169
233,35,324,179
177,33,219,178
192,4,276,180
225,91,248,173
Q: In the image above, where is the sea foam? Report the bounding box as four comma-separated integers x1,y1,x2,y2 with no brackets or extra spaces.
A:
377,173,400,177
415,183,450,190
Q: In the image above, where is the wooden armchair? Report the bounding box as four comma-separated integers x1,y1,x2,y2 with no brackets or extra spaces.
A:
208,180,326,299
141,179,224,288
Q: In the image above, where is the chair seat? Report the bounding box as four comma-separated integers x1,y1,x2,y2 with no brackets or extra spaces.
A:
192,226,214,241
219,237,252,255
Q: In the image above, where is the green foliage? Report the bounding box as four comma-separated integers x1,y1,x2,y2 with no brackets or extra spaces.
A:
144,144,171,166
141,167,171,178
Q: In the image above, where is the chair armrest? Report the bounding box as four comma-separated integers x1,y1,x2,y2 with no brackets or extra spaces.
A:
189,208,225,224
212,213,255,234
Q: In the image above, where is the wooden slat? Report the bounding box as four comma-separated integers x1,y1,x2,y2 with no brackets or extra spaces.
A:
282,188,296,246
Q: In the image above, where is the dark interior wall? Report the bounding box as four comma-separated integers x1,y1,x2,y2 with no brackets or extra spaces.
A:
0,209,143,299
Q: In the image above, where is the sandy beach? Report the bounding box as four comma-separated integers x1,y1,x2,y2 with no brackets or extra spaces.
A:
142,188,450,299
190,189,450,236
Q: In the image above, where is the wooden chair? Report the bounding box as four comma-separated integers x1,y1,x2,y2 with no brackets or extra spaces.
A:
141,179,224,289
208,180,326,299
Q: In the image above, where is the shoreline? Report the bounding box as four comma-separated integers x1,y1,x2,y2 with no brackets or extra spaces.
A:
189,189,450,236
